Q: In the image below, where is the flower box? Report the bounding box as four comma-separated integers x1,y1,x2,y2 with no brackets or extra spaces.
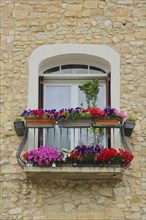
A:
26,162,34,167
95,119,120,125
103,164,121,168
25,118,56,127
57,119,92,128
33,163,52,167
21,109,57,127
56,161,73,167
72,162,103,167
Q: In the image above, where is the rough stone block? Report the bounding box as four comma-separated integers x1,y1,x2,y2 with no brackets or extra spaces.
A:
98,187,113,197
8,208,22,215
84,1,97,9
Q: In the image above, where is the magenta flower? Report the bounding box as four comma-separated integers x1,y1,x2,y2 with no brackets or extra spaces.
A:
25,146,63,166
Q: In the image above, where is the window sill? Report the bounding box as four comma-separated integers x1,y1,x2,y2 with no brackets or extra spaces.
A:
24,166,124,180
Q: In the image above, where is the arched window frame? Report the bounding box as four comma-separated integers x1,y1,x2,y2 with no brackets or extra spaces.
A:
28,44,120,110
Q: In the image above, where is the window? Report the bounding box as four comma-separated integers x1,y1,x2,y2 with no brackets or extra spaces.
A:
40,64,107,149
28,44,120,149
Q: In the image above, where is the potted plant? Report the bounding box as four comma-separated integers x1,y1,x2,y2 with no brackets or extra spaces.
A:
124,116,136,137
79,79,100,108
69,145,102,166
56,107,93,128
23,145,63,167
13,118,25,137
23,145,134,168
94,147,134,167
67,145,134,167
21,109,57,127
79,80,127,125
56,148,73,167
89,107,126,125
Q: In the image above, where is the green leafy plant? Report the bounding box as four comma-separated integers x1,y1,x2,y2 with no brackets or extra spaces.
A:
93,128,104,145
56,107,93,121
125,116,136,122
14,117,23,122
79,79,100,108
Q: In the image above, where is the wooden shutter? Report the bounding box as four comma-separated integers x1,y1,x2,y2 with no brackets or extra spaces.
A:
106,73,111,107
38,76,44,147
106,73,111,148
38,76,44,109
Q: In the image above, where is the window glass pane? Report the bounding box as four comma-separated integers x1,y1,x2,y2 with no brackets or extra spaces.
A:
89,66,106,74
45,86,71,149
61,64,88,74
44,82,106,150
45,86,71,110
44,66,60,74
78,84,105,108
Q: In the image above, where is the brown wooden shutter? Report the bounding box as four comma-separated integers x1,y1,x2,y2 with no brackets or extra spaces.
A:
106,73,111,148
38,76,44,147
106,73,111,107
38,76,44,109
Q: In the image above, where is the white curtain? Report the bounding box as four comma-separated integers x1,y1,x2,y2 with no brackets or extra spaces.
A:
45,86,71,110
44,84,105,149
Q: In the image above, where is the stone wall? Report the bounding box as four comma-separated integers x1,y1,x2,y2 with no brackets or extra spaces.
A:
1,0,145,219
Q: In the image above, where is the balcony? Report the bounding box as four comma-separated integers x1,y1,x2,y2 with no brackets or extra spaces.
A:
16,121,132,180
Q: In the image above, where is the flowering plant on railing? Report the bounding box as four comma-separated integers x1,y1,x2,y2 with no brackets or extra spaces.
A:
56,107,93,121
21,109,57,119
69,145,101,163
60,148,70,161
67,146,133,167
23,146,133,167
94,148,134,167
88,107,126,122
23,146,62,166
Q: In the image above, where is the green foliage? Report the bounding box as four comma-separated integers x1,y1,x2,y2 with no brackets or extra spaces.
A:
14,117,23,122
79,79,100,108
126,116,137,122
66,111,92,120
93,128,104,145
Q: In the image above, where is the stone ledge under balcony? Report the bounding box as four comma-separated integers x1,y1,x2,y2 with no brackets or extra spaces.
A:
24,166,124,180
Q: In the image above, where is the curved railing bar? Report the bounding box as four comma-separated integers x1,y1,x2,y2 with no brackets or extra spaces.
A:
120,126,132,153
16,127,28,169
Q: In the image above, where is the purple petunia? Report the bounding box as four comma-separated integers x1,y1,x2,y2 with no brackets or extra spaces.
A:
21,109,57,119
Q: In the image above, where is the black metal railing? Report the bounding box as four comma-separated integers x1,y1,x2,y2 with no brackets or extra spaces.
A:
16,123,131,169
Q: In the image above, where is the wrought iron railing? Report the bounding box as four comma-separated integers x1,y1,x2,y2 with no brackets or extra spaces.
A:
16,123,131,169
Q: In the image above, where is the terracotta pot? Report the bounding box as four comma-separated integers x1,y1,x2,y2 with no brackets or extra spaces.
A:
95,119,119,125
25,118,56,126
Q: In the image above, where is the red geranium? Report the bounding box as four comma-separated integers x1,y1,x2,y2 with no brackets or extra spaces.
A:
94,147,134,167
